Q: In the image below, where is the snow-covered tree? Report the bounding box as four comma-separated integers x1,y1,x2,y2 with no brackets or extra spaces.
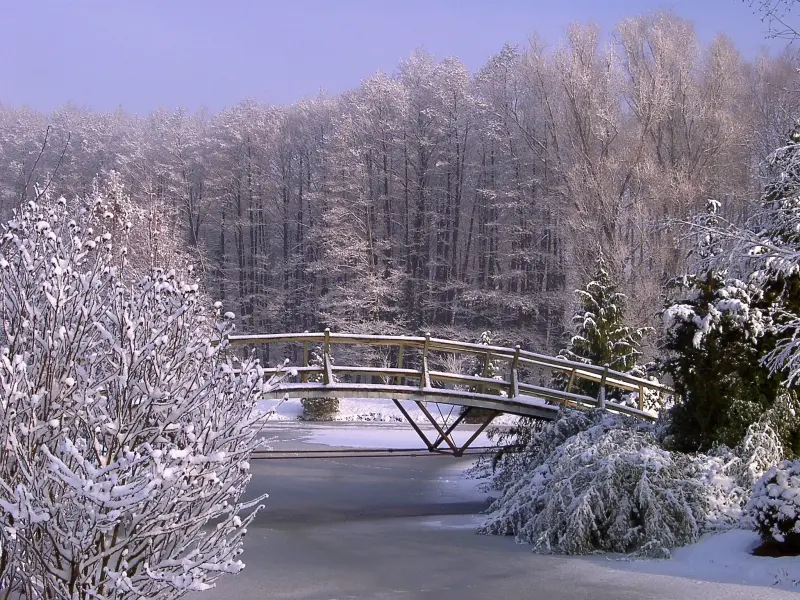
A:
661,200,784,452
748,125,800,386
663,128,800,453
662,271,782,451
0,195,275,598
556,250,648,397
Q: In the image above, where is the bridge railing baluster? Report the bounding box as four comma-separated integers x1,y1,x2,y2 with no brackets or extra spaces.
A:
510,346,520,400
421,333,431,389
323,328,332,385
301,331,309,383
598,363,609,411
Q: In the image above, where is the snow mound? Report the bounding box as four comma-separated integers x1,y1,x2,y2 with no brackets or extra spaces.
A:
600,529,800,592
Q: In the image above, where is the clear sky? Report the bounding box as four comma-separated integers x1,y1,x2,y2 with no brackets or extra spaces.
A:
0,0,787,114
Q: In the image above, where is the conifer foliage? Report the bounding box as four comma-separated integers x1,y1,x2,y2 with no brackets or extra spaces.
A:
662,133,800,452
0,196,274,598
557,251,648,396
755,125,800,384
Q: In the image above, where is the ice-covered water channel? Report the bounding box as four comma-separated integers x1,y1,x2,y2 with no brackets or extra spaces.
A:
188,422,800,600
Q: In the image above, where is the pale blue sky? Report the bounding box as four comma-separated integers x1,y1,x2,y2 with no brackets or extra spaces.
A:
0,0,787,114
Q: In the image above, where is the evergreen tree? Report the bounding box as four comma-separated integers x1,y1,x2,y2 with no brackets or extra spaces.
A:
755,124,800,383
662,270,782,451
663,132,800,454
556,251,648,397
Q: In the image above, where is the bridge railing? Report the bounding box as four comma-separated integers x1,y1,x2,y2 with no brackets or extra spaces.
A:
228,330,672,421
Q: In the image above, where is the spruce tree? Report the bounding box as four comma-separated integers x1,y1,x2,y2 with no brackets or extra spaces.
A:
557,251,647,398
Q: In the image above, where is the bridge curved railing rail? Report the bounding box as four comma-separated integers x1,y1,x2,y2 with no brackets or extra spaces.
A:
229,330,672,423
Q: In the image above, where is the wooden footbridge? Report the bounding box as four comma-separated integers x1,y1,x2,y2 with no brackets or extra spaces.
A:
230,330,670,457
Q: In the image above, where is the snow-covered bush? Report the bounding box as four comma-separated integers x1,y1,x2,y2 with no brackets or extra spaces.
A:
478,410,784,558
301,347,339,421
747,460,800,553
0,197,276,599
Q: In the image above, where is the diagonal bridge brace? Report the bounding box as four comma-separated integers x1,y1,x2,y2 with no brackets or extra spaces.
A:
391,400,496,457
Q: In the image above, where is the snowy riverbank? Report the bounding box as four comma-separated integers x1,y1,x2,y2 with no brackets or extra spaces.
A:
257,396,521,425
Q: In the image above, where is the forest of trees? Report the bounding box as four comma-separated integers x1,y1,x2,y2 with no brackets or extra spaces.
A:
1,13,798,355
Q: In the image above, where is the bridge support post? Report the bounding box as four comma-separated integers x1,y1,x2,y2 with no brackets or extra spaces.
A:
323,328,333,385
598,363,609,411
432,408,471,449
510,346,520,399
301,331,309,383
420,332,432,389
415,401,460,454
456,411,496,456
392,399,434,451
566,368,576,393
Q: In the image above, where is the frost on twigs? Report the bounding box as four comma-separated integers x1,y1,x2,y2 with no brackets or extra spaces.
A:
0,197,279,599
479,410,783,558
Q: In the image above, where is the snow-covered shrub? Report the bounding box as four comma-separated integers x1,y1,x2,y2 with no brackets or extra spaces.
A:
0,197,277,599
747,460,800,553
478,410,784,558
479,410,702,557
301,347,339,420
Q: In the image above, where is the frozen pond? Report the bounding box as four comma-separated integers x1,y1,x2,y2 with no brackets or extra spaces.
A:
188,423,799,600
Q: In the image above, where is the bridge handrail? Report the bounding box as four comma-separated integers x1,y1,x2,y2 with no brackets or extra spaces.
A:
228,331,671,399
229,330,672,417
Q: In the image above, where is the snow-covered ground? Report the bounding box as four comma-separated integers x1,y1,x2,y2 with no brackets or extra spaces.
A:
258,396,520,426
596,529,800,593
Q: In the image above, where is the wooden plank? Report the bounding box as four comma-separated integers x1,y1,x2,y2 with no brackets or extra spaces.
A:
510,345,520,399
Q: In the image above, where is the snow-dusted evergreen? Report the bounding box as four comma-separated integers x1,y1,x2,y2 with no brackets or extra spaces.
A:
0,196,277,598
555,251,648,398
479,409,784,558
662,154,800,452
747,459,800,552
751,125,800,387
661,269,780,450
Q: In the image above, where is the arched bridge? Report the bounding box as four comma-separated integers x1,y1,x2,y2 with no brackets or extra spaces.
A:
229,331,671,456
